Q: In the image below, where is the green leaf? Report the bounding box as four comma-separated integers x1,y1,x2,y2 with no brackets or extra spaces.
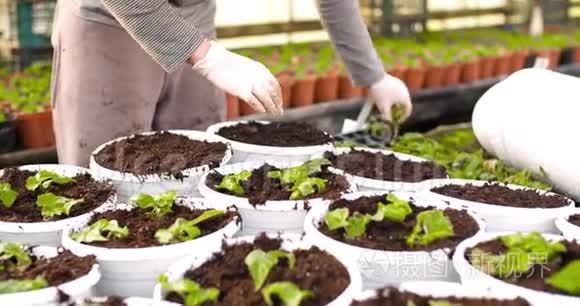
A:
0,276,48,294
324,208,349,231
371,194,413,222
345,212,372,240
130,190,177,217
547,260,580,295
25,170,73,191
406,210,454,247
289,177,327,200
499,232,566,261
267,159,331,200
0,183,18,208
428,301,462,306
36,193,83,219
71,219,129,243
158,274,219,306
215,170,252,195
189,209,224,226
0,242,32,272
261,282,313,306
154,209,224,244
303,158,331,174
245,249,296,291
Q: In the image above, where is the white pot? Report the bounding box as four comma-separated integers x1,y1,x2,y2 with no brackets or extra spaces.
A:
153,233,362,306
67,297,178,306
353,281,530,304
555,208,580,240
198,160,356,236
323,147,448,193
453,232,580,306
0,164,117,247
0,246,100,306
61,197,240,298
422,179,575,233
89,130,232,202
206,120,334,163
303,191,485,289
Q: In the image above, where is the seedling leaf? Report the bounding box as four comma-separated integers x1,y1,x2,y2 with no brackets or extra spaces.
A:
0,183,18,208
0,276,48,294
345,212,372,240
158,274,219,306
0,242,32,272
290,177,327,200
261,282,313,306
25,170,73,191
36,193,83,219
324,208,349,230
245,249,296,291
371,194,412,222
406,210,454,247
154,209,224,244
130,190,177,217
547,260,580,295
215,170,252,195
71,219,129,243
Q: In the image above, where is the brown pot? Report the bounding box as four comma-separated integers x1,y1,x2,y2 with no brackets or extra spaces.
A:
493,54,512,77
572,46,580,64
424,64,446,89
276,73,295,108
443,63,462,87
510,50,529,73
16,110,55,149
403,67,426,92
291,75,317,108
314,70,339,103
225,93,240,119
239,98,257,116
387,67,407,80
338,75,365,99
536,49,562,70
461,60,481,83
480,57,496,79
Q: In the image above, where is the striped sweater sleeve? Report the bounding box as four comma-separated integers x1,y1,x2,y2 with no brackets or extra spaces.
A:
101,0,206,72
317,0,385,86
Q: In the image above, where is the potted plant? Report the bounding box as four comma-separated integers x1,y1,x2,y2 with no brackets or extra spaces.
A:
154,233,362,306
67,296,179,306
476,46,498,80
267,49,295,108
441,48,462,87
206,120,334,163
338,64,365,100
0,241,100,305
457,48,481,84
422,48,448,89
62,190,240,297
454,232,580,304
314,47,340,103
492,46,512,77
90,130,232,201
555,208,580,240
424,179,574,233
0,108,17,154
290,55,317,108
199,158,355,235
0,164,116,246
401,56,426,92
305,191,484,288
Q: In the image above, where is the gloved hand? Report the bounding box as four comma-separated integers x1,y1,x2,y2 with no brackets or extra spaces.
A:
191,41,283,114
369,74,412,122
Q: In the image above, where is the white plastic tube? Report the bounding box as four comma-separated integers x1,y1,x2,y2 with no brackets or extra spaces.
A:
89,130,232,202
472,68,580,201
61,198,240,297
0,164,117,247
206,121,334,163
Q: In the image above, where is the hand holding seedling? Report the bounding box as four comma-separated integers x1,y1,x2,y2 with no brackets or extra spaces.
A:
369,74,412,123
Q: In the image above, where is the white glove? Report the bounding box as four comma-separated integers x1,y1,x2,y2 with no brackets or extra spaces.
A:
192,42,283,114
369,74,412,122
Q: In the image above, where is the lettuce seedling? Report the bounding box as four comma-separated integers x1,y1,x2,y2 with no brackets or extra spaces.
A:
25,170,73,191
0,183,18,208
406,210,454,247
547,260,580,295
261,282,313,306
0,242,32,272
324,207,349,230
0,276,48,294
71,219,129,243
36,193,83,219
268,159,331,200
499,232,566,261
370,194,412,223
155,209,224,244
290,177,327,200
158,274,219,306
130,190,177,217
323,208,371,240
215,170,252,195
245,249,296,291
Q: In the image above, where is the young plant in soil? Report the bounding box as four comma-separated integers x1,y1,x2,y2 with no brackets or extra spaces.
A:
350,287,530,306
160,234,350,306
466,232,580,297
0,168,114,223
66,296,126,306
0,241,96,294
70,190,237,248
207,159,350,205
216,121,333,147
320,194,479,251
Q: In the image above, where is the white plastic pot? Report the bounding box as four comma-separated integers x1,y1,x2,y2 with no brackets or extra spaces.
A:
0,164,117,247
61,197,240,298
198,160,356,236
206,120,334,163
153,233,362,306
453,232,580,306
422,178,575,233
89,130,232,202
0,246,101,306
555,208,580,240
324,147,447,192
304,191,485,289
69,297,178,306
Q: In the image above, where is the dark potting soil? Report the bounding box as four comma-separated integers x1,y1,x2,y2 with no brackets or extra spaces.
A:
350,287,530,306
216,121,333,147
0,168,115,223
93,132,228,177
166,234,350,306
325,150,448,182
77,297,127,306
467,239,580,297
569,214,580,227
80,205,238,248
0,249,96,287
431,183,570,208
319,195,480,252
206,164,350,205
